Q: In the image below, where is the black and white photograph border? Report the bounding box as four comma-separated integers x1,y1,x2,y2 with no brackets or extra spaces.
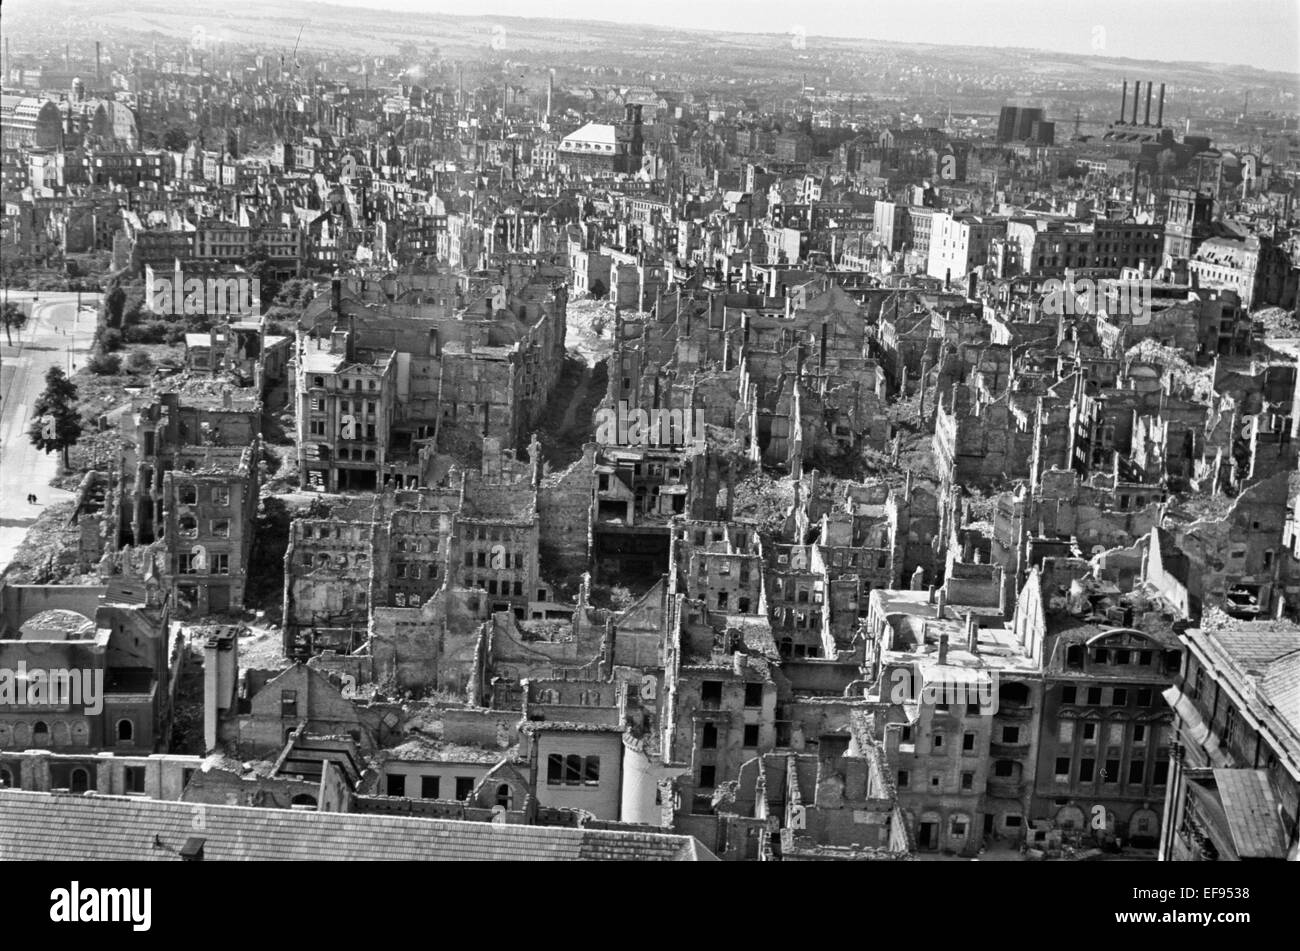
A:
0,0,1295,913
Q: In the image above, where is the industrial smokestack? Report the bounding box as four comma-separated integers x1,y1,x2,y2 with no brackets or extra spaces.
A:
1144,82,1153,126
96,42,101,82
1157,83,1166,127
1131,81,1141,125
1120,80,1128,123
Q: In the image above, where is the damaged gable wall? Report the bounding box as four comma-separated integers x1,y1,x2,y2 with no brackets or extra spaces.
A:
1170,471,1291,617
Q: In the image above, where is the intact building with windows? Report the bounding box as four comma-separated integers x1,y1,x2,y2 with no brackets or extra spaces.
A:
927,213,1005,282
558,122,626,175
1022,565,1183,845
557,106,644,176
296,328,397,493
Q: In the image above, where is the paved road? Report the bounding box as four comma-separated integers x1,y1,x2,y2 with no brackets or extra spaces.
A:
0,290,99,573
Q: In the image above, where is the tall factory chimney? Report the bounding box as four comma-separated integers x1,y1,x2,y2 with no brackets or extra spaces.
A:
1120,80,1128,123
96,42,101,82
1131,81,1141,125
1157,83,1166,127
546,70,553,120
1144,82,1153,125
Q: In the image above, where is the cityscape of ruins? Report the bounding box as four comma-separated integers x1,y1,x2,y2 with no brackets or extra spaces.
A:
0,0,1298,868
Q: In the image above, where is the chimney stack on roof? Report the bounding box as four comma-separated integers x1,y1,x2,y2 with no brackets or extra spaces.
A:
937,633,949,665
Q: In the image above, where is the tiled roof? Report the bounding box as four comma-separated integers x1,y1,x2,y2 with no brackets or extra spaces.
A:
1261,650,1300,730
0,790,711,861
1187,625,1300,770
1211,769,1288,860
1203,627,1300,670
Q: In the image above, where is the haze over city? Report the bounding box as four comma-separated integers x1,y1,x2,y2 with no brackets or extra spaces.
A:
308,0,1300,73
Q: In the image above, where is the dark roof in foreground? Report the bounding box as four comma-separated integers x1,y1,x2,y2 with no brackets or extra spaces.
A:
0,790,715,861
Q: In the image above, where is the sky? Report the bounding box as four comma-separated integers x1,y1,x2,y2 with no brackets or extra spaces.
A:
304,0,1300,74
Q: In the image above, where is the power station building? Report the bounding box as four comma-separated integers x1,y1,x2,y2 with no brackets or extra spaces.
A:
1102,79,1176,150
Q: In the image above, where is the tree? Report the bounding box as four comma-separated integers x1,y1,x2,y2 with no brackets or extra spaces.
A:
162,127,190,152
1,301,28,345
105,286,127,329
87,351,122,375
28,367,82,471
243,249,281,309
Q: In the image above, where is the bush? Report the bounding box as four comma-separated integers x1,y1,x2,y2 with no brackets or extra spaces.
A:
96,328,124,352
123,321,168,344
124,351,153,374
274,279,314,306
87,351,122,375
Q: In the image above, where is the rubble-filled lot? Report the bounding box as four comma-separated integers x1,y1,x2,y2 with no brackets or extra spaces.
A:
565,295,618,365
1,502,95,585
